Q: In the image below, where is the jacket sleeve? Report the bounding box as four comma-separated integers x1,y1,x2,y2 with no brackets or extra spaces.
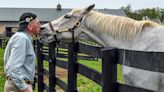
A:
6,36,28,91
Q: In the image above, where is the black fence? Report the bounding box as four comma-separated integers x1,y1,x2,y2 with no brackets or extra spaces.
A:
35,40,164,92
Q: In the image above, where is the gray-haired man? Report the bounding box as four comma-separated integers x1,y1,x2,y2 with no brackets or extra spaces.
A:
4,12,40,92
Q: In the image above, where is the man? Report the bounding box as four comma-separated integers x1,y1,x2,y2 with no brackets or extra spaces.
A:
4,12,41,92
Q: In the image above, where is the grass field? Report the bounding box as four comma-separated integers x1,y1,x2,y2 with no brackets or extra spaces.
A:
0,48,123,92
0,48,5,91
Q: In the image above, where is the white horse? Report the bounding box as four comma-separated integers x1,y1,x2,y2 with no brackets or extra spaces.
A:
39,4,164,92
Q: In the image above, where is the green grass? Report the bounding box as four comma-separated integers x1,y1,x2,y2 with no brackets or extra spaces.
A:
78,59,123,83
78,60,123,92
77,75,102,92
0,48,5,91
77,60,102,92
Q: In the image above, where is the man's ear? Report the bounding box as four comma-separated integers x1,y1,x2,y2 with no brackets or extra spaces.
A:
27,23,32,31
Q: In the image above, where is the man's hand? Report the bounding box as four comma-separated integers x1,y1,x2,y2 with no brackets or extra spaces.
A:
23,87,31,92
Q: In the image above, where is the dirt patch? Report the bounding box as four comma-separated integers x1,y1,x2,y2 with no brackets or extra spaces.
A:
43,66,67,92
56,66,67,79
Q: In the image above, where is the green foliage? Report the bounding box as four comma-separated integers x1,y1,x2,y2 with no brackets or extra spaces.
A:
121,5,163,21
121,4,132,14
160,9,164,22
137,8,159,19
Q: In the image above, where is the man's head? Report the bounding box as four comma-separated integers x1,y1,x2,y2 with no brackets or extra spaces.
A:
18,12,41,35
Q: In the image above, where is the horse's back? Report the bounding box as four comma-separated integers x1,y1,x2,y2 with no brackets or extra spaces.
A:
131,26,164,52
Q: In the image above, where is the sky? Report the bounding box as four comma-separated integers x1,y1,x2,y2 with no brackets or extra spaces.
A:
0,0,164,10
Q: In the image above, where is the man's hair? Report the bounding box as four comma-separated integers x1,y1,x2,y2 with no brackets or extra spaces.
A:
18,12,37,31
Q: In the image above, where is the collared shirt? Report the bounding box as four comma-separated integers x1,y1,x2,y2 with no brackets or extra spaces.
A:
4,31,36,91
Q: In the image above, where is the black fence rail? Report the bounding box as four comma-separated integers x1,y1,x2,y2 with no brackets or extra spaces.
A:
56,43,100,61
35,40,164,92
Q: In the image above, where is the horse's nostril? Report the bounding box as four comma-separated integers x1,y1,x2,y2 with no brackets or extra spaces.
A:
40,27,46,31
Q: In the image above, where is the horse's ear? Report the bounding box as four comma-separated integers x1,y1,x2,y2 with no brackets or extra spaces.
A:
83,4,95,14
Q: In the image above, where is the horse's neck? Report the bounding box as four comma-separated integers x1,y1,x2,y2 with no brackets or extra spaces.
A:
81,29,131,49
82,11,121,48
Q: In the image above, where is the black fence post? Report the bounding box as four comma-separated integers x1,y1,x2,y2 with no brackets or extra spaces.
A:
0,38,2,48
32,40,36,90
33,40,37,52
101,48,118,92
37,40,44,92
68,42,78,92
49,41,56,92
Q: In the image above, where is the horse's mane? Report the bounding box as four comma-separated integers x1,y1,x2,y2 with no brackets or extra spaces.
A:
85,11,159,40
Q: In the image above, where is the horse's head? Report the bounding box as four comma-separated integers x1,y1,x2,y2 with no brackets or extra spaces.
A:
39,4,95,44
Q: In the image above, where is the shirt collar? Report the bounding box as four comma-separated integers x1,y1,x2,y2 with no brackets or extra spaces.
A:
22,31,33,42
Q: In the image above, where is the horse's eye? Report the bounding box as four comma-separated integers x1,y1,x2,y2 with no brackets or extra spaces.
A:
64,15,71,19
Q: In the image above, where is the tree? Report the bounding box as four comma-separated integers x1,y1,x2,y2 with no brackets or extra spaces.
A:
121,4,132,14
120,5,162,21
137,8,159,19
159,9,164,22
